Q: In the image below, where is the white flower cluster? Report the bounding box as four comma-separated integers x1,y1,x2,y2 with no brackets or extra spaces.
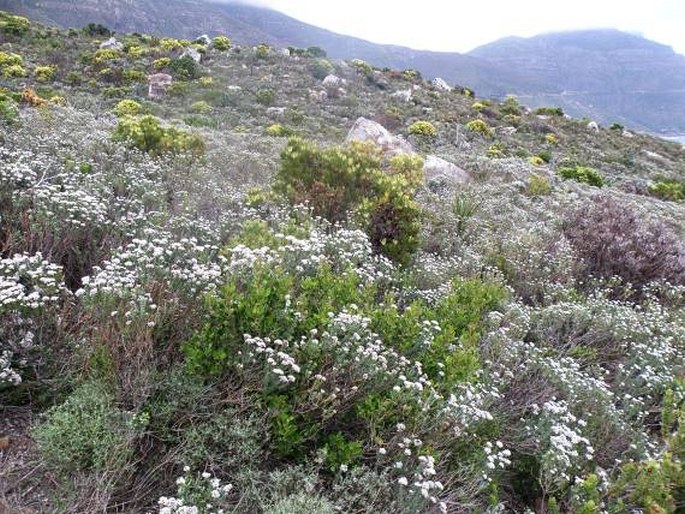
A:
0,350,21,385
0,252,66,311
26,181,109,229
0,152,39,188
482,441,512,481
274,227,394,281
78,229,223,317
397,451,445,507
444,381,501,435
535,400,594,487
155,466,233,514
241,334,301,384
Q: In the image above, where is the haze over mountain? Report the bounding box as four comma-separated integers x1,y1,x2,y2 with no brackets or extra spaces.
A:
3,0,685,134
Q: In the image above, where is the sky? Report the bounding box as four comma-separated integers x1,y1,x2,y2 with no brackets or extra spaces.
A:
239,0,685,55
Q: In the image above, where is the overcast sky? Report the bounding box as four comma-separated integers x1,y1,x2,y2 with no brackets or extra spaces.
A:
241,0,685,55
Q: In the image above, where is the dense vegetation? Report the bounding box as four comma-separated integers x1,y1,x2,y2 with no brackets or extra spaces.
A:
1,10,685,513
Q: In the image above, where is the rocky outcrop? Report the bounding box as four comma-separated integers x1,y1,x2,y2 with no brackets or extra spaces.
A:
587,121,600,132
148,73,172,99
345,117,414,157
345,118,472,186
99,37,123,50
195,34,211,46
181,47,202,63
432,77,452,91
423,155,471,185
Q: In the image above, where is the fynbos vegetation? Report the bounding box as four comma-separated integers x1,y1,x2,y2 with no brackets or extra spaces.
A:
1,9,685,514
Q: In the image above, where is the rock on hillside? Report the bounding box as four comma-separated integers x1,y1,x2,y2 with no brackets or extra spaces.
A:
345,117,415,157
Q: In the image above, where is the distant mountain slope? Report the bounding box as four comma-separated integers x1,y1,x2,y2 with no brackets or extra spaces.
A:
0,0,497,89
3,0,685,134
468,30,685,132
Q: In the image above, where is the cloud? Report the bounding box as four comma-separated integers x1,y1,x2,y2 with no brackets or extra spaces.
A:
215,0,685,55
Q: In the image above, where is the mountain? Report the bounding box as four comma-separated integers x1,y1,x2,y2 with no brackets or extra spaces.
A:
468,29,685,133
0,0,499,90
2,0,685,134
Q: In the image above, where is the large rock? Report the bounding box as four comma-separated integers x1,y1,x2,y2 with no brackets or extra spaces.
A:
345,117,414,156
195,34,211,46
432,77,452,92
181,47,202,63
148,73,172,99
587,121,600,132
422,155,471,185
99,37,123,51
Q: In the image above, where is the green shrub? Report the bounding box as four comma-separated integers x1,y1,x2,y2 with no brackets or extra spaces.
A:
322,432,363,472
526,173,552,196
122,68,146,83
0,51,23,68
500,96,522,115
152,57,171,70
408,120,438,138
82,23,112,37
212,35,231,51
351,59,373,75
274,137,421,264
113,115,205,156
159,38,184,51
190,100,211,114
306,46,327,58
309,58,334,80
0,99,18,125
265,123,296,137
126,45,144,59
256,87,276,106
34,65,56,82
402,69,421,81
556,165,603,187
536,150,552,163
168,56,199,80
545,133,558,145
32,382,134,475
535,106,564,116
256,43,270,59
94,48,120,63
113,99,142,117
487,142,505,158
0,13,29,36
466,119,493,137
2,64,26,78
649,179,685,202
609,122,624,131
65,70,83,85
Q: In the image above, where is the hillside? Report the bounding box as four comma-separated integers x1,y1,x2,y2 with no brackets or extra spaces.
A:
3,0,685,134
2,9,685,514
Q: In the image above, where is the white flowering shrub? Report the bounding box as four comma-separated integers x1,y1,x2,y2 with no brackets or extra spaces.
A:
3,14,685,514
0,349,21,385
0,252,66,311
155,467,234,514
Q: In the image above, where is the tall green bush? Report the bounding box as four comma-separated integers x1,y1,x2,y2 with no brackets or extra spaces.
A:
113,115,205,156
274,137,422,264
